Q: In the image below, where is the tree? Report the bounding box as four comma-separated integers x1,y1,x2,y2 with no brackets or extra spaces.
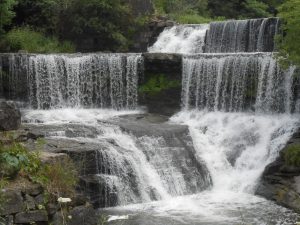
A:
0,0,16,35
208,0,243,18
12,0,137,52
241,0,271,18
62,0,135,52
277,0,300,67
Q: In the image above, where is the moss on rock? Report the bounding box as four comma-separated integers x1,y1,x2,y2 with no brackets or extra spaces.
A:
284,144,300,167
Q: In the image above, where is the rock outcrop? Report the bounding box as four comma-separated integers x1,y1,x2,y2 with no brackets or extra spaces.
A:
140,53,182,116
256,128,300,212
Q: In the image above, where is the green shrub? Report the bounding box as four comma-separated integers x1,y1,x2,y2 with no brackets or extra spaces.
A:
0,137,78,202
139,74,181,95
284,144,300,167
0,142,40,179
3,27,75,53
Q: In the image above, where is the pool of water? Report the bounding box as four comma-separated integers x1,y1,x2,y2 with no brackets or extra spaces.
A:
102,191,299,225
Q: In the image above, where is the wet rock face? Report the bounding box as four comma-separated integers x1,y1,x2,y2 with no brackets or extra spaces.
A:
0,101,21,131
256,128,300,212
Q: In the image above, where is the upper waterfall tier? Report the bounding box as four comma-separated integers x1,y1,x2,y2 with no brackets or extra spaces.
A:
182,53,300,113
149,18,279,54
0,53,143,109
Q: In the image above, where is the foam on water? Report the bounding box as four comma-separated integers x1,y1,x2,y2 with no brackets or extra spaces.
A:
148,24,209,54
171,110,300,193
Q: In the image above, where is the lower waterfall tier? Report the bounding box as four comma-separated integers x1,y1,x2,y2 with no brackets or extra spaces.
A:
20,108,300,225
22,109,211,207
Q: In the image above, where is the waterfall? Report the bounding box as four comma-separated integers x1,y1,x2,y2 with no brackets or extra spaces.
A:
22,109,212,207
148,24,209,54
205,18,279,53
182,53,299,113
2,53,143,110
149,18,279,54
179,51,300,195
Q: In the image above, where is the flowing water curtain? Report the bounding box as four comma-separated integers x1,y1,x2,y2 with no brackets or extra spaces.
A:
205,18,279,53
182,53,298,113
27,54,143,110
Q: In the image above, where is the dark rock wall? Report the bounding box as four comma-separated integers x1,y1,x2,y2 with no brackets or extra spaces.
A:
130,18,175,52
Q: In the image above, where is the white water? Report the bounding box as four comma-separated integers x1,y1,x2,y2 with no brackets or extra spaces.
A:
171,110,299,193
148,24,208,54
101,110,300,224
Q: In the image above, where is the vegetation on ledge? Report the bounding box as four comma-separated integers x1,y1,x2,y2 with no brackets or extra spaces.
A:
0,132,78,210
139,74,181,96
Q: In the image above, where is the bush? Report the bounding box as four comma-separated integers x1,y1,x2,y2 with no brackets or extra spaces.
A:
139,74,181,95
2,27,75,53
284,144,300,167
171,13,225,24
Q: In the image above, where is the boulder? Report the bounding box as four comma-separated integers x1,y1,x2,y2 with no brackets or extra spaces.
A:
0,190,24,216
15,210,48,223
0,101,21,131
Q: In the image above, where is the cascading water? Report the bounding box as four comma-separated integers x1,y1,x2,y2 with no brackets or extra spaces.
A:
22,109,211,208
148,24,209,54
